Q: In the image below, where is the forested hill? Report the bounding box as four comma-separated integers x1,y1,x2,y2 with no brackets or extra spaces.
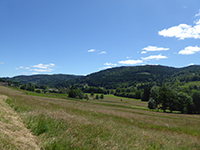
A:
4,74,83,87
65,65,200,88
3,65,200,88
76,65,179,88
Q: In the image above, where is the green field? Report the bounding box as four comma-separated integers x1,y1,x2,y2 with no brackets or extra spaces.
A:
0,85,200,149
179,81,200,88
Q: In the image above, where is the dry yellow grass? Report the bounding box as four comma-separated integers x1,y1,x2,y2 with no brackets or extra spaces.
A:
0,94,40,150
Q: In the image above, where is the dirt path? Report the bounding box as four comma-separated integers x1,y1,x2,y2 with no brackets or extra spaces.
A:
0,95,40,150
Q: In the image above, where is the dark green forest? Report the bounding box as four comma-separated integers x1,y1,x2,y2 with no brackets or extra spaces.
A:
4,65,200,88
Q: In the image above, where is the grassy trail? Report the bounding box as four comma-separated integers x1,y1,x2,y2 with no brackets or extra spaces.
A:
0,94,40,149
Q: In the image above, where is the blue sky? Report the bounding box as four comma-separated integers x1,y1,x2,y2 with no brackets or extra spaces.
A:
1,0,200,77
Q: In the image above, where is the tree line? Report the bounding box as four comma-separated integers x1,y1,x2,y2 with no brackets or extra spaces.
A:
148,85,200,114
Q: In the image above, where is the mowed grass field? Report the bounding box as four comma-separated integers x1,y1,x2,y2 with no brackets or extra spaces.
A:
0,86,200,149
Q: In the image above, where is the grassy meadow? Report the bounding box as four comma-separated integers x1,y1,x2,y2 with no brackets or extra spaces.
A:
0,85,200,149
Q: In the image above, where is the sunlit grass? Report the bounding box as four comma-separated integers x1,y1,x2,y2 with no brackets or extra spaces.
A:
1,86,200,149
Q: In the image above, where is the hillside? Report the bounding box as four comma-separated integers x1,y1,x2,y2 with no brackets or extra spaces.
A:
55,65,200,88
78,65,179,88
4,74,83,87
3,65,200,88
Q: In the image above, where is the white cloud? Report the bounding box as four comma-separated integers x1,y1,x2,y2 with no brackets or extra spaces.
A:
88,49,95,52
32,63,55,69
16,63,55,73
178,46,200,55
100,66,112,70
32,72,39,75
188,63,194,66
194,19,200,25
195,9,200,17
118,59,143,65
158,23,200,40
102,62,117,70
30,63,55,72
16,66,24,70
104,62,117,66
141,46,169,55
142,46,169,52
0,62,4,64
142,54,167,60
99,51,106,54
141,51,147,54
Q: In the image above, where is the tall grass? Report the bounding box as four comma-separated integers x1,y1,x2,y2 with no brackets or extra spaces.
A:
1,86,200,149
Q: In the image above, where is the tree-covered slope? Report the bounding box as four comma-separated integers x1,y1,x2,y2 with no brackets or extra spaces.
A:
5,74,83,87
4,65,200,88
77,65,179,88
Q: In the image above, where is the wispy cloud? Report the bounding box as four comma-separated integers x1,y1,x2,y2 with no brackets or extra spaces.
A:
88,49,95,52
142,54,167,60
194,19,200,25
30,63,55,72
104,62,117,66
0,62,4,64
158,23,200,40
142,46,169,54
195,9,200,17
100,62,117,70
100,66,112,70
99,51,106,54
15,66,24,70
118,59,143,65
16,63,56,73
178,46,200,55
32,63,55,69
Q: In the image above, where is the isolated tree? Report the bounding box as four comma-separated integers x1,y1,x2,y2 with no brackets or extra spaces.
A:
95,94,99,99
28,83,35,92
68,85,83,99
35,89,41,93
91,92,94,98
100,94,104,99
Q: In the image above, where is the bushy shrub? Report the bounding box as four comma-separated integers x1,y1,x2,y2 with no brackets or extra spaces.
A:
35,89,41,93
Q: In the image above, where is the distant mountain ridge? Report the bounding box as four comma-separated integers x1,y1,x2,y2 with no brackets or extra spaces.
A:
3,74,83,87
3,65,200,88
